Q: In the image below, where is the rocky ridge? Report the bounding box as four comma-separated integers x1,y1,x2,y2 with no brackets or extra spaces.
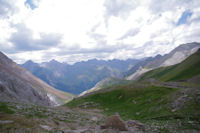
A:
126,42,200,80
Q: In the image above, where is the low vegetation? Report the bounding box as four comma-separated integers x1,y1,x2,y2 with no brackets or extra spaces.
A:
0,102,14,114
67,81,200,132
0,101,105,133
68,85,176,120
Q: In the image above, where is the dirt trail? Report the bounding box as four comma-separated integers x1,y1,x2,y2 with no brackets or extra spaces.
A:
148,79,200,89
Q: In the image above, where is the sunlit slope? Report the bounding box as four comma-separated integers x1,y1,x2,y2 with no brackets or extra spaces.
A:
138,49,200,82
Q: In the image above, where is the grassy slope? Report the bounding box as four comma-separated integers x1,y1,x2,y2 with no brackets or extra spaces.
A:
0,102,14,114
100,78,131,89
68,84,178,121
67,82,200,132
138,50,200,82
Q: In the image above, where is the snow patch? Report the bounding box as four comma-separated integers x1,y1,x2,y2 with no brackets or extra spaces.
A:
47,93,60,106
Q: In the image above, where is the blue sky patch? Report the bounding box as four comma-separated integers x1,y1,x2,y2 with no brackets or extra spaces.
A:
176,10,192,26
25,0,37,10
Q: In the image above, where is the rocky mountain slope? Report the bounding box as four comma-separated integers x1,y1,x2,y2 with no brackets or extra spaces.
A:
0,51,73,106
139,48,200,82
22,59,140,94
125,42,200,80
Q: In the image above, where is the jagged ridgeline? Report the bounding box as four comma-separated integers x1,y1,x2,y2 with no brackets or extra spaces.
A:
21,58,140,94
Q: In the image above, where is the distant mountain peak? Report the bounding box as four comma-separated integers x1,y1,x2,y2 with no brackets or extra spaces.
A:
48,59,63,66
50,59,59,63
154,54,162,58
26,59,34,63
24,60,35,64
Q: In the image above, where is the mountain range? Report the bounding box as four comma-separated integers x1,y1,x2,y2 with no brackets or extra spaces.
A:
21,58,140,94
21,42,200,95
79,42,200,96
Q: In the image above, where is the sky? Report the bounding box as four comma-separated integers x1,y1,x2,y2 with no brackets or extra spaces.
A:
0,0,200,64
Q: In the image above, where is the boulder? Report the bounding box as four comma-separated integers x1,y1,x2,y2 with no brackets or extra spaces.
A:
100,115,128,131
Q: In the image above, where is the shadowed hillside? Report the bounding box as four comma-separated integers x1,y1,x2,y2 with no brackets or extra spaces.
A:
0,51,73,106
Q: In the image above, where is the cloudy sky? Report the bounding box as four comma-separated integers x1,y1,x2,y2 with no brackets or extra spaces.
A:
0,0,200,64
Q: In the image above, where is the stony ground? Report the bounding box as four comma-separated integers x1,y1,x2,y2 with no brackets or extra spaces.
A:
0,101,106,133
1,98,200,133
0,101,147,133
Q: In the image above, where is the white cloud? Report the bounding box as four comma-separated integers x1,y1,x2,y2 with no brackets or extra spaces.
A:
0,0,200,64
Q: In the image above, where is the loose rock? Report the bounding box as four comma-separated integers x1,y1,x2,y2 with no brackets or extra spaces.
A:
126,120,145,131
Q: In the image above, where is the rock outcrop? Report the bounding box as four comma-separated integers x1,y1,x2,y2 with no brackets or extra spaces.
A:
101,115,128,131
100,115,145,133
